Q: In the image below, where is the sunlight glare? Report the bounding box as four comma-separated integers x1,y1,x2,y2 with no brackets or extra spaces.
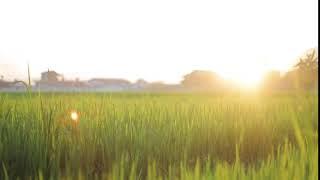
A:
70,111,79,122
218,67,265,88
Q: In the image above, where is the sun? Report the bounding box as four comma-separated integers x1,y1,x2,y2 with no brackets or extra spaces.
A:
218,68,265,89
234,71,263,88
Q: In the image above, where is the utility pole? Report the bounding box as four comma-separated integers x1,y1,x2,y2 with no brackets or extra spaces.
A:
27,63,31,92
27,63,31,86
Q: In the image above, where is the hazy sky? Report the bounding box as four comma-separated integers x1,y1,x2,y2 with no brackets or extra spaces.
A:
0,0,318,85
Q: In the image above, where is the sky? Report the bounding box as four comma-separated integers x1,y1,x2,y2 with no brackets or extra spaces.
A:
0,0,318,86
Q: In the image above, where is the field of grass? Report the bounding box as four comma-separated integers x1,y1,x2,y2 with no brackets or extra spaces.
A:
0,93,318,179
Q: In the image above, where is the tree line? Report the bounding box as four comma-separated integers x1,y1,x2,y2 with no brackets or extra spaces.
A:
181,48,318,92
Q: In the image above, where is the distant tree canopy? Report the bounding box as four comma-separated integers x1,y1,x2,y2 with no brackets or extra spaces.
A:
262,48,318,91
292,48,318,89
181,70,225,90
182,48,318,92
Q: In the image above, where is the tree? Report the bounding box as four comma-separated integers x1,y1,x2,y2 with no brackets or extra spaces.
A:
295,48,318,71
181,70,225,90
280,48,318,90
293,48,318,89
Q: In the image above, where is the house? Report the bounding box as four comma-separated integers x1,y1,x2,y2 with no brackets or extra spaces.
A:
131,79,149,90
35,70,87,91
36,70,62,88
88,78,131,91
145,82,183,92
0,79,11,88
40,70,63,82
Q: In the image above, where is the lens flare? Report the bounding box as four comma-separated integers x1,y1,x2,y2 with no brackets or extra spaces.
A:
70,111,79,122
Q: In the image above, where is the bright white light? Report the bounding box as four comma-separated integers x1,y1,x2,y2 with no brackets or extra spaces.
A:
217,65,267,88
70,111,79,122
0,0,317,83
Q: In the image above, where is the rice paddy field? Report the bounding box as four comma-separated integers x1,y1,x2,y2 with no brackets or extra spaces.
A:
0,92,318,179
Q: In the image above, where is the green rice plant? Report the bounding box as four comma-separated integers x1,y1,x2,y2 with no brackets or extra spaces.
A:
0,92,317,179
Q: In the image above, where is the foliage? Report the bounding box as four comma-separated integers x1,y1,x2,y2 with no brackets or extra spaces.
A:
293,48,318,89
181,70,226,90
265,48,318,91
